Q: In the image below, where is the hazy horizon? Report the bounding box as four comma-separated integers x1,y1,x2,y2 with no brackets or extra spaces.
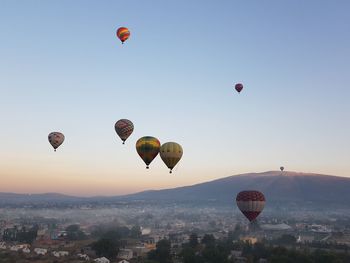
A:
0,170,349,197
1,1,349,196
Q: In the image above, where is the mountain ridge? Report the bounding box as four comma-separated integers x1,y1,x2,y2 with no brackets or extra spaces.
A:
0,171,349,206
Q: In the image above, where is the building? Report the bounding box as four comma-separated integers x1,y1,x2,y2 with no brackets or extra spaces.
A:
117,248,133,260
34,248,48,255
94,257,110,263
52,250,69,257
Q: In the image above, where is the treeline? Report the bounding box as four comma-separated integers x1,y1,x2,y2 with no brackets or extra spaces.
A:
3,226,38,244
145,233,350,263
90,225,142,260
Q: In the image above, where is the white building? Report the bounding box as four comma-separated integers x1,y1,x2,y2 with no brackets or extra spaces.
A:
94,257,110,263
78,253,90,261
0,242,6,249
23,248,31,253
34,248,48,255
118,260,130,263
117,248,133,260
10,246,20,252
53,250,69,257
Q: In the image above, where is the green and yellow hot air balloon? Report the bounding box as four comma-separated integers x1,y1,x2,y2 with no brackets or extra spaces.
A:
136,136,160,169
160,142,183,173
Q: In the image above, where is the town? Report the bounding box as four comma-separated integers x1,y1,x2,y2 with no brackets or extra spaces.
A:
0,202,349,262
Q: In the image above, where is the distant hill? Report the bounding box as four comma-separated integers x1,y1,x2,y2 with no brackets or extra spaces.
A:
119,171,350,205
0,171,349,207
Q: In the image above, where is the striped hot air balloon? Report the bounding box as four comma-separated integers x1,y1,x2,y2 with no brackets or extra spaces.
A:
115,119,134,144
236,190,265,222
160,142,183,173
48,132,65,152
136,136,160,169
116,27,130,44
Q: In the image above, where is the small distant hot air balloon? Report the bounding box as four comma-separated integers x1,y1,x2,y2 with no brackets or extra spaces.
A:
235,83,243,93
48,132,65,152
236,190,265,222
160,142,183,173
116,27,130,44
115,119,134,144
280,166,284,171
136,136,160,169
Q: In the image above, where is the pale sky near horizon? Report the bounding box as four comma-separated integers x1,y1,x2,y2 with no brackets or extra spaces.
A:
0,1,349,196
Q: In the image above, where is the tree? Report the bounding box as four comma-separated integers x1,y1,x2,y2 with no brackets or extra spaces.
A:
148,239,172,263
181,247,200,263
92,238,118,260
201,234,215,246
65,224,86,241
130,225,142,238
189,233,199,249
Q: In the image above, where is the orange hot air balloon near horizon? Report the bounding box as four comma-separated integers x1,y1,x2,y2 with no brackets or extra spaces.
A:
116,27,130,44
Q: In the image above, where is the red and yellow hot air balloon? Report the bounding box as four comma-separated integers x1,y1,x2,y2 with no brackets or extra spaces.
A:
136,136,160,169
116,27,130,44
235,83,243,93
236,190,265,222
115,119,134,144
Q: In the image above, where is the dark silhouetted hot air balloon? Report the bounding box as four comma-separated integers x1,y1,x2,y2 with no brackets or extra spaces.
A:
116,27,130,44
160,142,183,173
235,83,243,93
236,190,265,222
136,136,160,169
115,119,134,144
48,132,65,152
280,166,284,171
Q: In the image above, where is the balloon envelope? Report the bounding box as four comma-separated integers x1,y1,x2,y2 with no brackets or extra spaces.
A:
115,119,134,144
116,27,130,43
235,83,243,93
48,132,65,151
160,142,183,173
236,190,265,222
136,136,160,168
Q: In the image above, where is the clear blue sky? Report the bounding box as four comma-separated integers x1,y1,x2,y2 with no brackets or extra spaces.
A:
0,0,349,195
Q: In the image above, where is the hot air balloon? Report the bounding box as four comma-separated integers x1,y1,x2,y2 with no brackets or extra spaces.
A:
136,136,160,169
160,142,183,173
236,191,265,222
280,166,284,171
235,83,243,93
116,27,130,44
48,132,65,152
115,119,134,144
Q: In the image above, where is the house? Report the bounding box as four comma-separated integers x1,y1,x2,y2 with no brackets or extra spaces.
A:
52,250,69,257
10,245,21,251
94,257,110,263
23,248,30,253
117,248,133,260
0,242,6,249
34,248,48,255
77,253,90,261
